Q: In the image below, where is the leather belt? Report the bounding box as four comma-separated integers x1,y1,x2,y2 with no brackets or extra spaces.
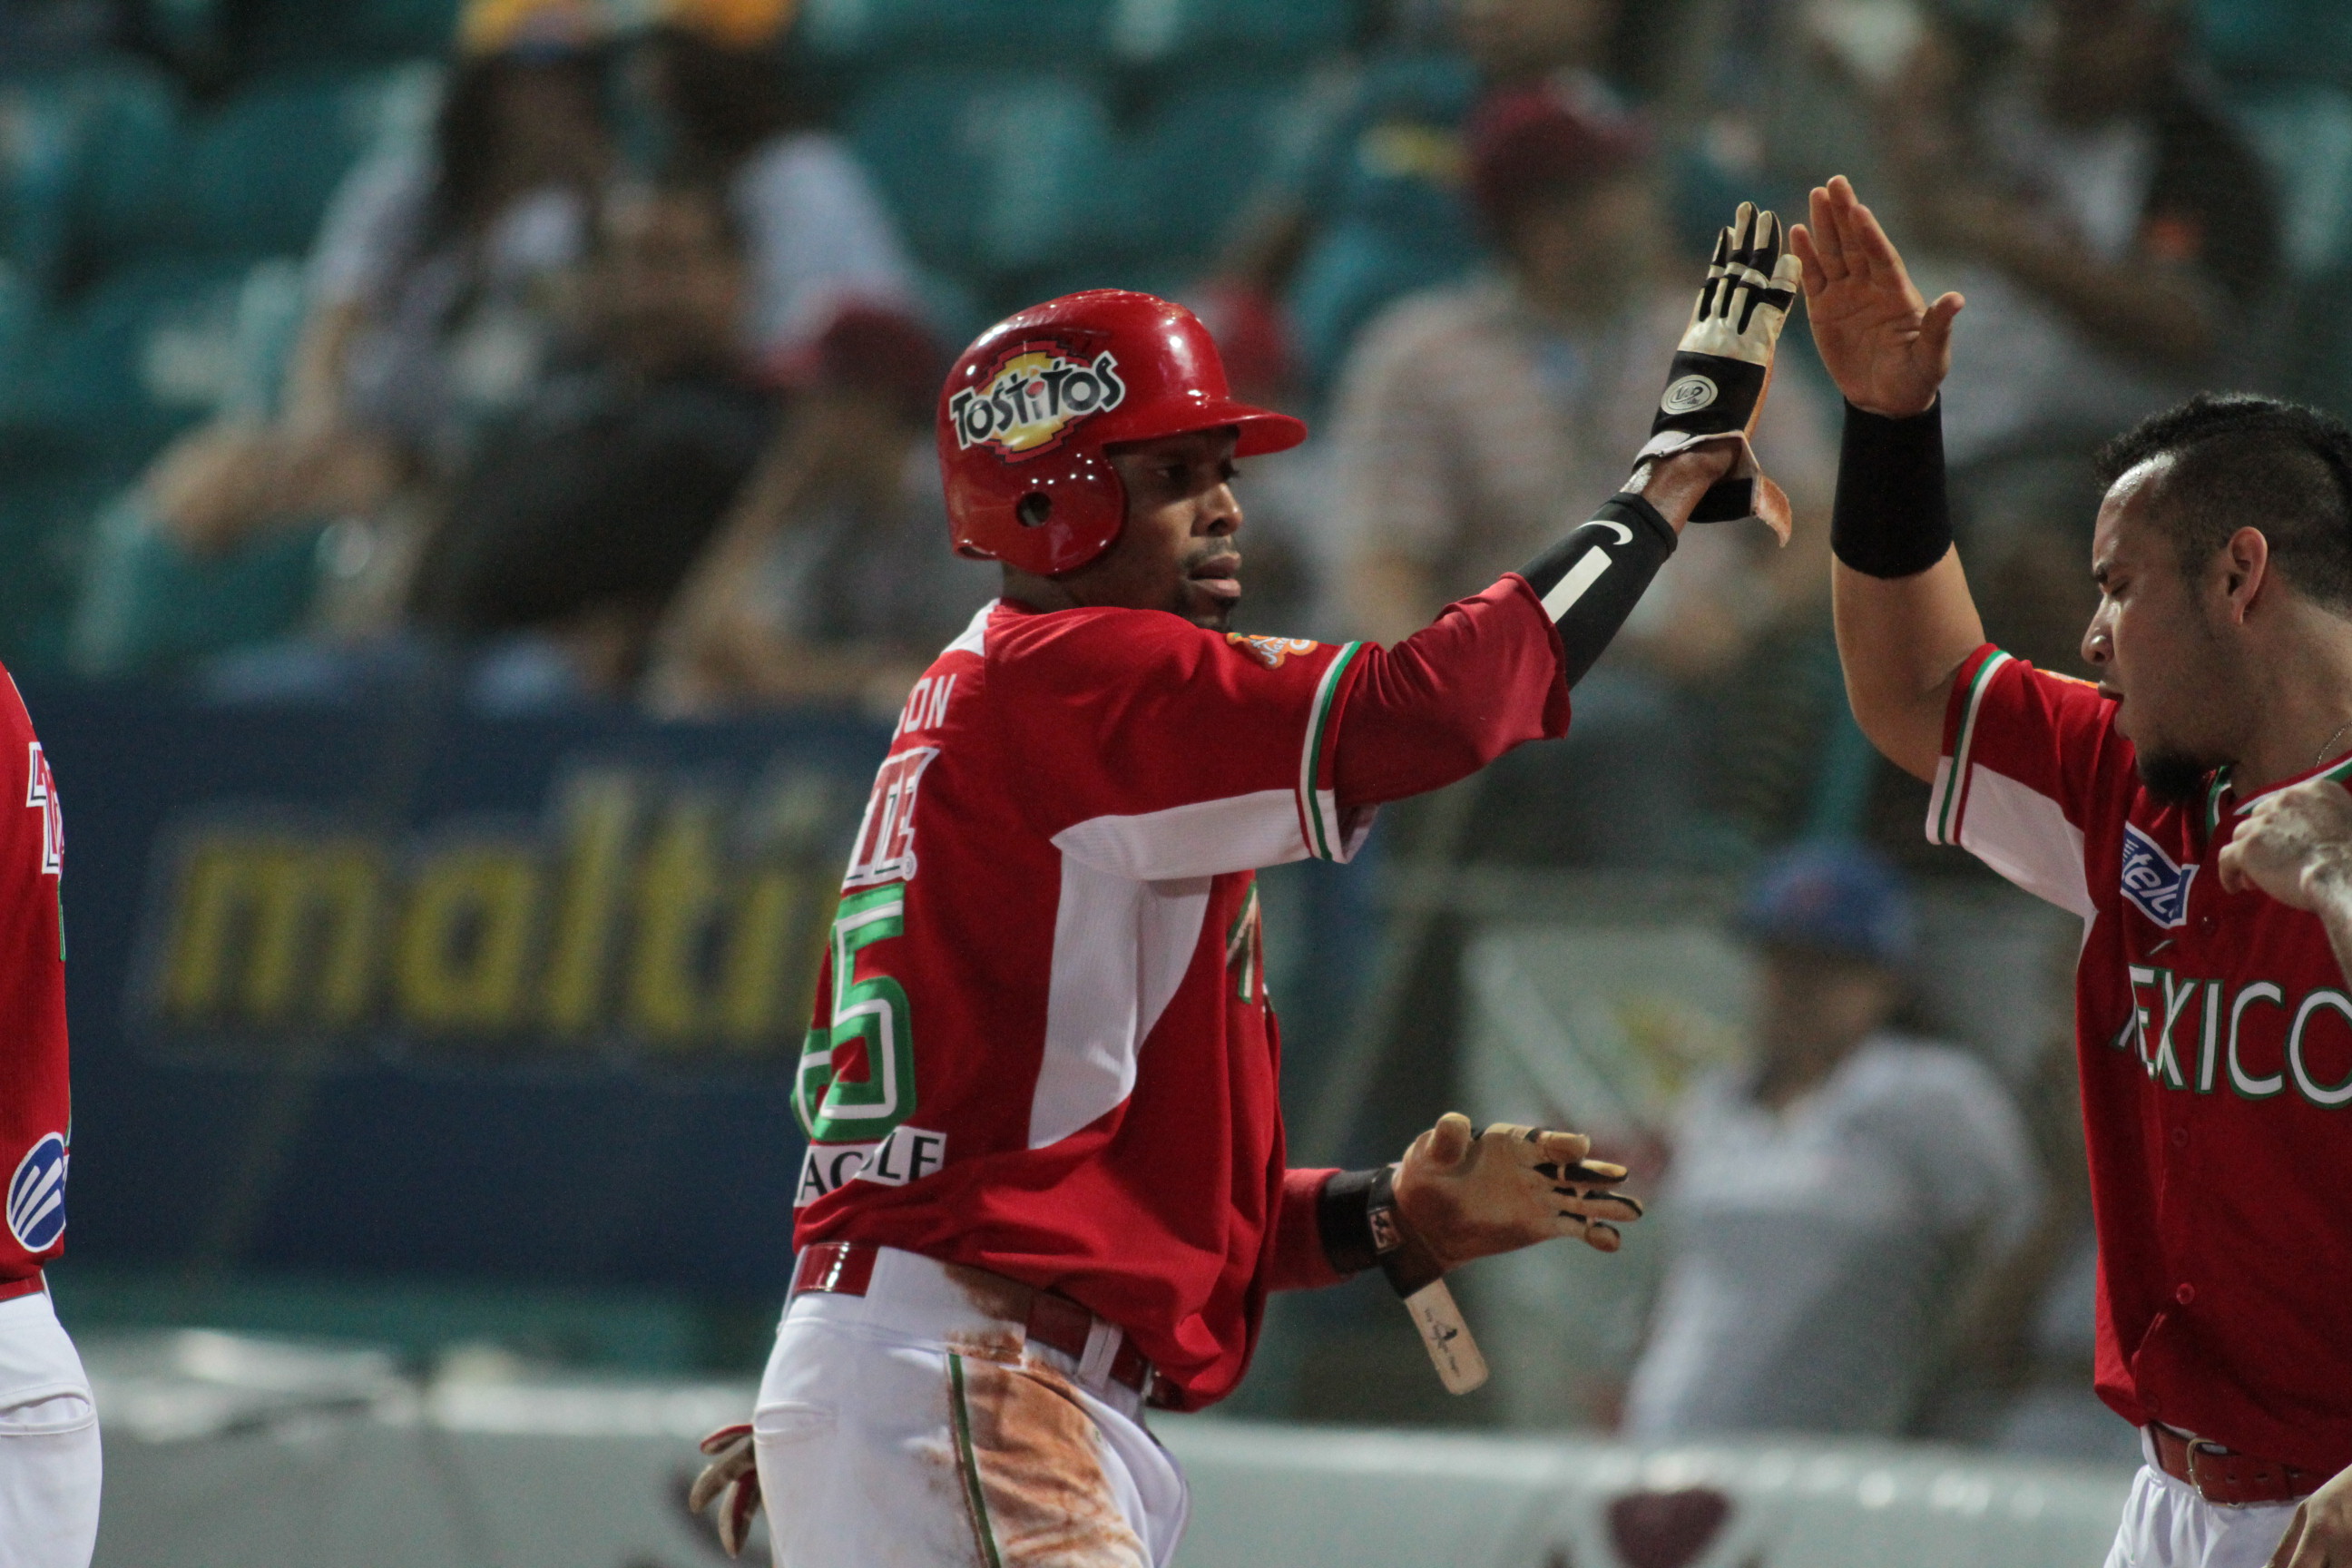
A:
2149,1425,2326,1506
0,1273,44,1304
792,1241,1163,1403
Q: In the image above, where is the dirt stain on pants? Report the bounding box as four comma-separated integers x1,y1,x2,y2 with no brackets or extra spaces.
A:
944,1354,1150,1568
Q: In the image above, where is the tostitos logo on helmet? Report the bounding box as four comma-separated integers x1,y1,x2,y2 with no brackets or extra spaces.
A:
947,344,1128,459
937,290,1308,577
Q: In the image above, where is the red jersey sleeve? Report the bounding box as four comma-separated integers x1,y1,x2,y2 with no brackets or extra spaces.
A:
1267,1167,1346,1292
1926,644,2130,920
0,674,69,1282
987,607,1372,877
1331,575,1571,808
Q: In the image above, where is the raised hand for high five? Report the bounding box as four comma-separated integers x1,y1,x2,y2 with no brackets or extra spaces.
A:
1637,201,1806,540
1788,176,1964,419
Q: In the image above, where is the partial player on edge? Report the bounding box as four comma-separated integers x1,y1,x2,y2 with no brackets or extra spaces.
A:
687,204,1804,1564
1798,172,2352,1568
0,671,100,1568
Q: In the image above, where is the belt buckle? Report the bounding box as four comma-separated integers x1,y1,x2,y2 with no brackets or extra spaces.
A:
2184,1436,2234,1497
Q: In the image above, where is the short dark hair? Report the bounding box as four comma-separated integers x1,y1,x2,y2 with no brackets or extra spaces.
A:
2094,393,2352,612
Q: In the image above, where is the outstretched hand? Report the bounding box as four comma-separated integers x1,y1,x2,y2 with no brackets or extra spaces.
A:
1789,176,1963,418
1393,1112,1642,1268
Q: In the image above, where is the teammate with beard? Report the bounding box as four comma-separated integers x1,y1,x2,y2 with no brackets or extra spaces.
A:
1800,174,2352,1568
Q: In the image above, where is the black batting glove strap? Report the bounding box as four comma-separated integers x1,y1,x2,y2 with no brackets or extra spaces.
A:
1518,491,1677,689
1317,1165,1446,1295
1830,399,1954,580
1651,351,1769,443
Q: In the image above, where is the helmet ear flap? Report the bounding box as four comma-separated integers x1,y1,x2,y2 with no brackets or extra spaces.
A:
942,445,1128,574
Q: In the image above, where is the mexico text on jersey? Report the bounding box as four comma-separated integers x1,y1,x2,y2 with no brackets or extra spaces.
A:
787,599,1368,1407
1930,644,2352,1475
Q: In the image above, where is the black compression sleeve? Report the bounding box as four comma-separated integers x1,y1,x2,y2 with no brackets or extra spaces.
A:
1516,491,1677,688
1830,400,1954,578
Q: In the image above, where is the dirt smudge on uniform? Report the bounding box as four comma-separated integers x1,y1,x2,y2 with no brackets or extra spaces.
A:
952,1357,1148,1567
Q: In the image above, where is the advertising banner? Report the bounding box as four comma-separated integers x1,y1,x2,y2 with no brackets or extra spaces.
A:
36,683,889,1294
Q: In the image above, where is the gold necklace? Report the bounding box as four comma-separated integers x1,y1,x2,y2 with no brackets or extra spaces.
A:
2316,717,2352,769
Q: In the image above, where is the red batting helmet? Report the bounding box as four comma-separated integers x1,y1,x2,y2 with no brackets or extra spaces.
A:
937,290,1308,576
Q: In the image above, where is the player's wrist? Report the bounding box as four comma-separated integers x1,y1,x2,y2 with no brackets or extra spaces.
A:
1316,1165,1446,1295
2301,846,2352,911
1831,399,1955,579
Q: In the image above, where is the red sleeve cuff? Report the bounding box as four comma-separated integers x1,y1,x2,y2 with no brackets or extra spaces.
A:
1267,1167,1346,1292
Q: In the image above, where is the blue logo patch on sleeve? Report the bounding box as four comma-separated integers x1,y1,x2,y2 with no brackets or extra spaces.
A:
2120,824,2197,928
6,1133,66,1252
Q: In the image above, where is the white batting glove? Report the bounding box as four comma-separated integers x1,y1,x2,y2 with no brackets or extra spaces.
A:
688,1424,761,1558
1638,201,1806,539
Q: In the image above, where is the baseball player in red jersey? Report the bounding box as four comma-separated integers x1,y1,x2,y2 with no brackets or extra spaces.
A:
0,672,100,1568
1800,175,2352,1568
689,205,1807,1564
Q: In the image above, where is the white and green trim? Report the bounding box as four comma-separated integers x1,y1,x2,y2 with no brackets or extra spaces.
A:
1928,650,2013,847
2209,753,2352,839
1298,642,1363,861
947,1354,1004,1568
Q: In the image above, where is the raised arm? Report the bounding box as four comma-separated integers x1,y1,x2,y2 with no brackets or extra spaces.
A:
1791,176,1986,781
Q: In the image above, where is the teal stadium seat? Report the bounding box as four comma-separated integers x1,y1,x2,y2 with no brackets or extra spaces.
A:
2199,0,2352,84
1112,79,1319,272
800,0,1111,65
1104,0,1354,64
848,69,1116,278
241,0,466,69
165,69,407,260
5,258,258,462
2228,83,2352,280
0,64,180,292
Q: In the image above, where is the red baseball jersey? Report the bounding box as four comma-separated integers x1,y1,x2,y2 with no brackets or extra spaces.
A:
789,598,1377,1407
0,671,69,1288
1933,644,2352,1471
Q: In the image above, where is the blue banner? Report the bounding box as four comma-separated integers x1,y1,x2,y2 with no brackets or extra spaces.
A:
38,683,888,1295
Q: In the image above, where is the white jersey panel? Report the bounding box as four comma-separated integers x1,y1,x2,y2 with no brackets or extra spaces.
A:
1030,858,1213,1150
1054,791,1308,881
1955,769,2094,921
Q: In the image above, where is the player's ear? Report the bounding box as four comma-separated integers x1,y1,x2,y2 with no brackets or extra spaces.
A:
2220,525,2270,621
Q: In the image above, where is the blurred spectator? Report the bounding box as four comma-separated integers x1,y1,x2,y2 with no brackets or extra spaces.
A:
1622,843,2040,1440
1883,0,2279,673
404,180,772,703
1212,0,1642,395
128,0,617,631
1327,85,1833,686
645,304,994,716
633,0,918,367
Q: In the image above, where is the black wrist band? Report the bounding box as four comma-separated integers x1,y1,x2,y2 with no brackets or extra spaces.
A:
1316,1168,1385,1277
1830,399,1954,579
1517,491,1678,689
1316,1165,1446,1294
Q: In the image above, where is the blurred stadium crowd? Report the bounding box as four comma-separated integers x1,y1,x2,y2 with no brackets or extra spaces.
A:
2,0,2339,1460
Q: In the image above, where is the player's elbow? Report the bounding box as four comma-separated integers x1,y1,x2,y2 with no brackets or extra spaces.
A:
1841,675,1945,783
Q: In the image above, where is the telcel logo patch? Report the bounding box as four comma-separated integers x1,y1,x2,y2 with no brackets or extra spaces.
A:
949,344,1126,459
6,1133,65,1252
2120,824,2196,927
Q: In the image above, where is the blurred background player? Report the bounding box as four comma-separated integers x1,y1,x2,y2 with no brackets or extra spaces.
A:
1801,174,2352,1568
1622,840,2038,1441
0,680,97,1568
688,199,1804,1558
